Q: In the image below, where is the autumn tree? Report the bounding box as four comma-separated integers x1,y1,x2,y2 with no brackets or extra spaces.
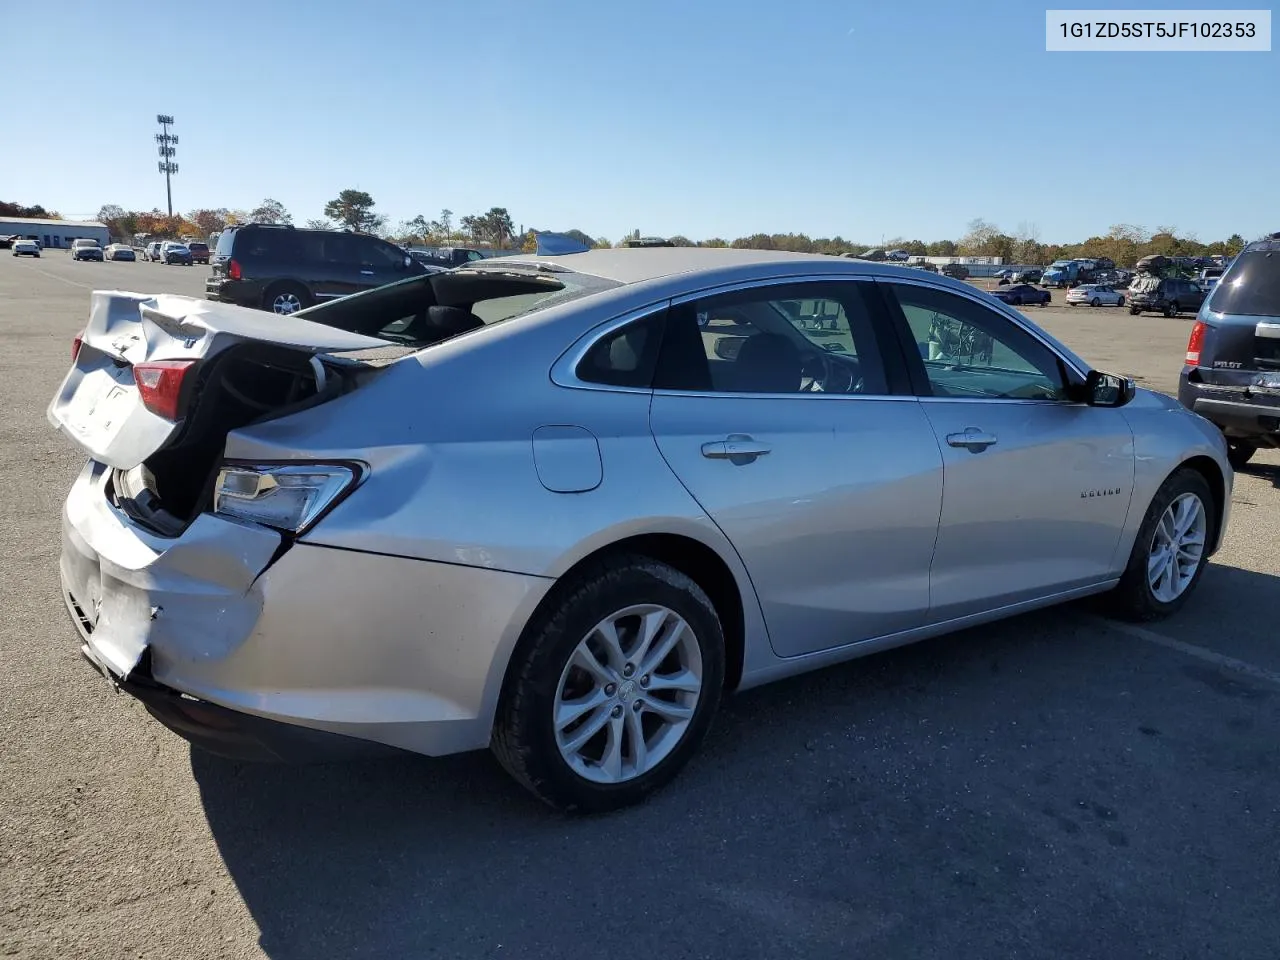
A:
188,208,231,235
323,189,382,233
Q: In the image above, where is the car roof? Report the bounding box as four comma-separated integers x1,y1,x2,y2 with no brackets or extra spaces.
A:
467,247,917,285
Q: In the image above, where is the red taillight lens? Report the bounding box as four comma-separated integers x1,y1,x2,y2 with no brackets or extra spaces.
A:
1185,321,1207,366
133,360,196,420
72,334,84,361
228,259,242,280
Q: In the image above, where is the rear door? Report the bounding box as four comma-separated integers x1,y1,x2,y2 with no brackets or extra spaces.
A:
648,278,944,657
49,292,389,468
879,280,1135,621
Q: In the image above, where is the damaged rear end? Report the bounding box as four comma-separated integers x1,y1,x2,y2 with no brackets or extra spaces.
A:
50,291,395,681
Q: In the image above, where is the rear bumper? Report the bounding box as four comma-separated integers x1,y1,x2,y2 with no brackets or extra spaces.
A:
76,638,404,762
60,460,553,759
205,278,262,307
1178,376,1280,445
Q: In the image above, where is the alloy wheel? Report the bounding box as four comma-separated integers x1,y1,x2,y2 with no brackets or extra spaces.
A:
1147,492,1207,603
553,604,703,784
272,292,303,315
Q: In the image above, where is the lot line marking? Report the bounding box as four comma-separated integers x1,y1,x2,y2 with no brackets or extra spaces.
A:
1088,615,1280,689
17,262,94,290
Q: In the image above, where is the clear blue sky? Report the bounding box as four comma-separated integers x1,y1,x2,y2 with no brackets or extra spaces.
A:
5,0,1276,243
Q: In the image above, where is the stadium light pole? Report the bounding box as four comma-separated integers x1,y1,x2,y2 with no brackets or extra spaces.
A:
155,115,179,218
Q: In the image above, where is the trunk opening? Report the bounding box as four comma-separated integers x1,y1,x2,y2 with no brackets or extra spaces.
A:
112,344,365,535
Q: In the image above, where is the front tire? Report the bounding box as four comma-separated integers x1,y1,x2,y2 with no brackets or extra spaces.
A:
492,556,725,813
1105,468,1216,622
1129,307,1140,316
1165,301,1179,318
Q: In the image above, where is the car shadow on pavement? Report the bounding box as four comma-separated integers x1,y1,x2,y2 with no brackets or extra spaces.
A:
192,570,1280,960
1237,461,1280,489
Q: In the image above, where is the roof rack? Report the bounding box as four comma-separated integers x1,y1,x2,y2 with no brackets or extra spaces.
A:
236,221,296,229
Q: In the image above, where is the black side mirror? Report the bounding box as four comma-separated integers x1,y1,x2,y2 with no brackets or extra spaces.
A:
1085,370,1136,407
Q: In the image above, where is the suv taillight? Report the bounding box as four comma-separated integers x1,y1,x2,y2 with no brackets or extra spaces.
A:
1185,321,1207,366
228,259,242,280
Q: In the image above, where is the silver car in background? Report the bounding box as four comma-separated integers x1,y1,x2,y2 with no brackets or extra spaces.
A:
1066,283,1126,307
50,249,1232,812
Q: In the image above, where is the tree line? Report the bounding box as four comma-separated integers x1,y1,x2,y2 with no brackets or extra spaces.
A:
9,194,1257,267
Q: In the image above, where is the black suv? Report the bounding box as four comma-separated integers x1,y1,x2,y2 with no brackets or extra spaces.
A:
206,223,427,314
1177,234,1280,469
940,263,969,280
1127,275,1207,317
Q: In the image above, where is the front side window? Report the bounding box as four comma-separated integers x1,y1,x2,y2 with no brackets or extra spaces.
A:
653,281,889,395
358,237,406,268
886,283,1069,401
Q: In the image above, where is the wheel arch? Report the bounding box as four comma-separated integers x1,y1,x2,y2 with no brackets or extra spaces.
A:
1176,454,1227,555
505,530,752,697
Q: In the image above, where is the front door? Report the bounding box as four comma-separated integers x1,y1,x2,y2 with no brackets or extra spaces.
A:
648,279,944,658
352,235,412,293
880,281,1135,622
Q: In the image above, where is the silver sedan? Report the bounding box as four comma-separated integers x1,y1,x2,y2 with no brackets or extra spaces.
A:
1066,283,1126,307
50,249,1232,812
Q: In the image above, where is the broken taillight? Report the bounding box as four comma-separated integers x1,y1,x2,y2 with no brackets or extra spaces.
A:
133,360,196,420
228,259,242,280
1185,321,1207,366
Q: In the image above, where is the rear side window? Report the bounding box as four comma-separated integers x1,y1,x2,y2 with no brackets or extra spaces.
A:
1208,249,1280,317
215,230,237,256
576,312,666,388
239,228,299,259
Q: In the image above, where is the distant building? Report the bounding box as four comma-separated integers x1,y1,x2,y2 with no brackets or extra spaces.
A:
0,216,110,249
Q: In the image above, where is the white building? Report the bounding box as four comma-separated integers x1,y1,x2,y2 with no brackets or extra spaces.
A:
0,216,110,249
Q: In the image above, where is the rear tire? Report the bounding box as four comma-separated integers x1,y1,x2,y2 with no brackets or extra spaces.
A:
1105,468,1216,622
1091,298,1100,307
1165,301,1179,318
491,556,725,813
1227,441,1257,470
263,283,311,315
1129,307,1140,316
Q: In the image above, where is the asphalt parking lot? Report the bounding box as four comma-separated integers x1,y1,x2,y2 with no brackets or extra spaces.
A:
2,253,1278,960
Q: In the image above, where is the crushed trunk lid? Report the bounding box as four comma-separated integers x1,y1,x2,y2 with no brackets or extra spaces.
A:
48,291,390,469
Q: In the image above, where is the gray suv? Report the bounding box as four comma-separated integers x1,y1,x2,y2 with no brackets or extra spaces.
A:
1177,233,1280,468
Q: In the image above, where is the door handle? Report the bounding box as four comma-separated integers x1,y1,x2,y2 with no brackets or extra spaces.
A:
701,435,772,462
360,269,374,276
946,428,998,451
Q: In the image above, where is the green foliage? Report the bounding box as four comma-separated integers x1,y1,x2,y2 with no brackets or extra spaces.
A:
323,189,382,233
249,198,291,225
